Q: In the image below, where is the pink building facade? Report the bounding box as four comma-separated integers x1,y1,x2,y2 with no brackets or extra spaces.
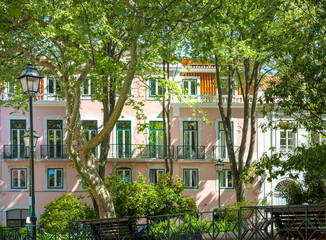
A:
0,64,262,227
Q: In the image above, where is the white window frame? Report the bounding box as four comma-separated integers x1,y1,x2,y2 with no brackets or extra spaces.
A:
117,168,132,183
47,168,64,189
11,168,27,189
149,169,165,184
183,169,199,189
182,78,198,96
219,169,233,189
279,129,296,151
149,78,163,98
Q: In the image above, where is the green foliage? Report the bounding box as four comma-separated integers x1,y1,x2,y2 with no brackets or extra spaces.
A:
39,192,96,234
105,173,197,217
256,144,326,204
214,200,259,223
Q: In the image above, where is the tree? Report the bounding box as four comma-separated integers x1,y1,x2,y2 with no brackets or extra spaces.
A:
256,143,326,204
0,0,221,218
262,0,326,135
186,0,282,201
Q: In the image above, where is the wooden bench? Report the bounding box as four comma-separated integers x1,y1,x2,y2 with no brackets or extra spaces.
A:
266,205,326,240
81,217,151,240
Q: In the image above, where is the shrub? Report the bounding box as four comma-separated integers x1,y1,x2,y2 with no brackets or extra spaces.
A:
39,192,96,234
105,173,198,217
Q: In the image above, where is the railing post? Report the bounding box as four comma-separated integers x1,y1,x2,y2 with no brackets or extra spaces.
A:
167,215,170,240
305,205,308,240
238,208,242,240
147,216,150,240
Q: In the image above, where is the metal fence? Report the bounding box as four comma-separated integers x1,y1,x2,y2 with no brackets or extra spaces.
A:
1,205,326,239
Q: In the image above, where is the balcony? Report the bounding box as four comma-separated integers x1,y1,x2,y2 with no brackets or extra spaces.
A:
0,92,65,101
3,145,29,159
176,146,205,160
41,145,69,159
107,144,174,159
181,95,253,103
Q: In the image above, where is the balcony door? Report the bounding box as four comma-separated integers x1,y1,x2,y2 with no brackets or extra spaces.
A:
149,121,164,158
117,121,131,158
183,121,198,158
47,120,63,158
10,120,26,158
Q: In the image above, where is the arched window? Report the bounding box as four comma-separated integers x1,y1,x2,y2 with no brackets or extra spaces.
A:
6,209,29,227
273,179,293,205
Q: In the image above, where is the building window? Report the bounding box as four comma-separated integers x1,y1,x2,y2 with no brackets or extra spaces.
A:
47,168,63,189
149,169,165,184
116,121,131,158
82,79,96,96
149,78,163,97
149,121,164,158
183,121,198,159
117,168,132,183
47,120,63,158
47,77,61,94
280,129,296,151
218,121,234,159
11,168,27,189
82,120,97,141
10,120,26,158
183,79,197,96
183,169,198,189
6,209,29,227
220,170,233,189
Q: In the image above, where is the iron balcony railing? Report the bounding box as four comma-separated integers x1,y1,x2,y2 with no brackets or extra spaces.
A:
41,145,69,159
107,144,174,159
3,145,29,159
176,145,205,159
212,145,239,160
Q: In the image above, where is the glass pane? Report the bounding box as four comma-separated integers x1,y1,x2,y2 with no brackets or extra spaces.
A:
220,171,226,188
158,84,163,96
11,120,26,129
117,121,131,129
49,169,55,187
47,120,62,129
12,170,18,187
280,139,286,147
49,130,54,158
150,121,163,130
280,131,286,138
57,170,62,187
227,171,233,188
20,170,26,188
191,131,197,146
183,81,188,93
191,80,196,95
149,169,156,183
56,130,62,158
150,79,156,96
184,170,190,187
48,78,54,93
192,170,197,187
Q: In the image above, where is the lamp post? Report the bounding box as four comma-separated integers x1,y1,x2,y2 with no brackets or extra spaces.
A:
215,159,224,208
18,63,42,240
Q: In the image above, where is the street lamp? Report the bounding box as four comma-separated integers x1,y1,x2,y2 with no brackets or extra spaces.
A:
18,63,42,240
215,159,224,208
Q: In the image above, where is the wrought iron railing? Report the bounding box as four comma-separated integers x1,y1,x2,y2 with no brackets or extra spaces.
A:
176,145,205,159
107,144,174,159
3,145,29,159
2,206,326,239
41,145,69,159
